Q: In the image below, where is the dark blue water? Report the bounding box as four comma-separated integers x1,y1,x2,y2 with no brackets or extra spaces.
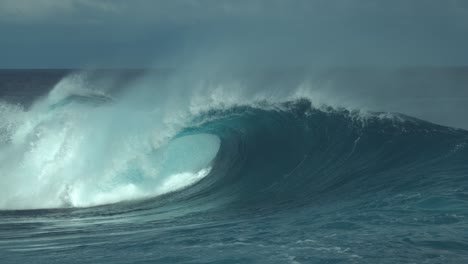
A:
1,70,468,263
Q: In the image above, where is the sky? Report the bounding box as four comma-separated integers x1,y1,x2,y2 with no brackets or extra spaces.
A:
1,0,468,68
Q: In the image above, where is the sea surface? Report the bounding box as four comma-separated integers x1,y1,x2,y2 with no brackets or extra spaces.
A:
0,69,468,263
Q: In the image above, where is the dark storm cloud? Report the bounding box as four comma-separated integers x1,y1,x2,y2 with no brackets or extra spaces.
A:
1,0,468,68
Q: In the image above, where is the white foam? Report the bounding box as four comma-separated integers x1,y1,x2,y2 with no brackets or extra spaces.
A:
0,74,221,210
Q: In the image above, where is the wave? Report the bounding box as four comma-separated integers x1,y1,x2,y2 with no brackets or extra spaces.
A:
0,72,467,211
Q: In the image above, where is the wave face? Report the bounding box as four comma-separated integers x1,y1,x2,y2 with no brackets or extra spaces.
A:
1,70,468,263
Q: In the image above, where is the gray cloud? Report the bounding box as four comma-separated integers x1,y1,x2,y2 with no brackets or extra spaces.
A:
3,0,467,24
0,0,121,23
0,0,468,68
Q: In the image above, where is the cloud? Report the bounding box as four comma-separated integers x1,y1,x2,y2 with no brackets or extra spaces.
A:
0,0,121,23
1,0,468,68
2,0,468,25
0,0,73,20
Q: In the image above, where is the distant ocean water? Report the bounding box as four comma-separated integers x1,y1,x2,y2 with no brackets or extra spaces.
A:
1,69,467,263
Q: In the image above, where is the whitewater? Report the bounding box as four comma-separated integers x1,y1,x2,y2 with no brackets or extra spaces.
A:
1,69,468,263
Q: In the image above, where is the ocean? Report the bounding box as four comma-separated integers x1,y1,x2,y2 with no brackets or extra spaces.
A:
0,69,467,263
